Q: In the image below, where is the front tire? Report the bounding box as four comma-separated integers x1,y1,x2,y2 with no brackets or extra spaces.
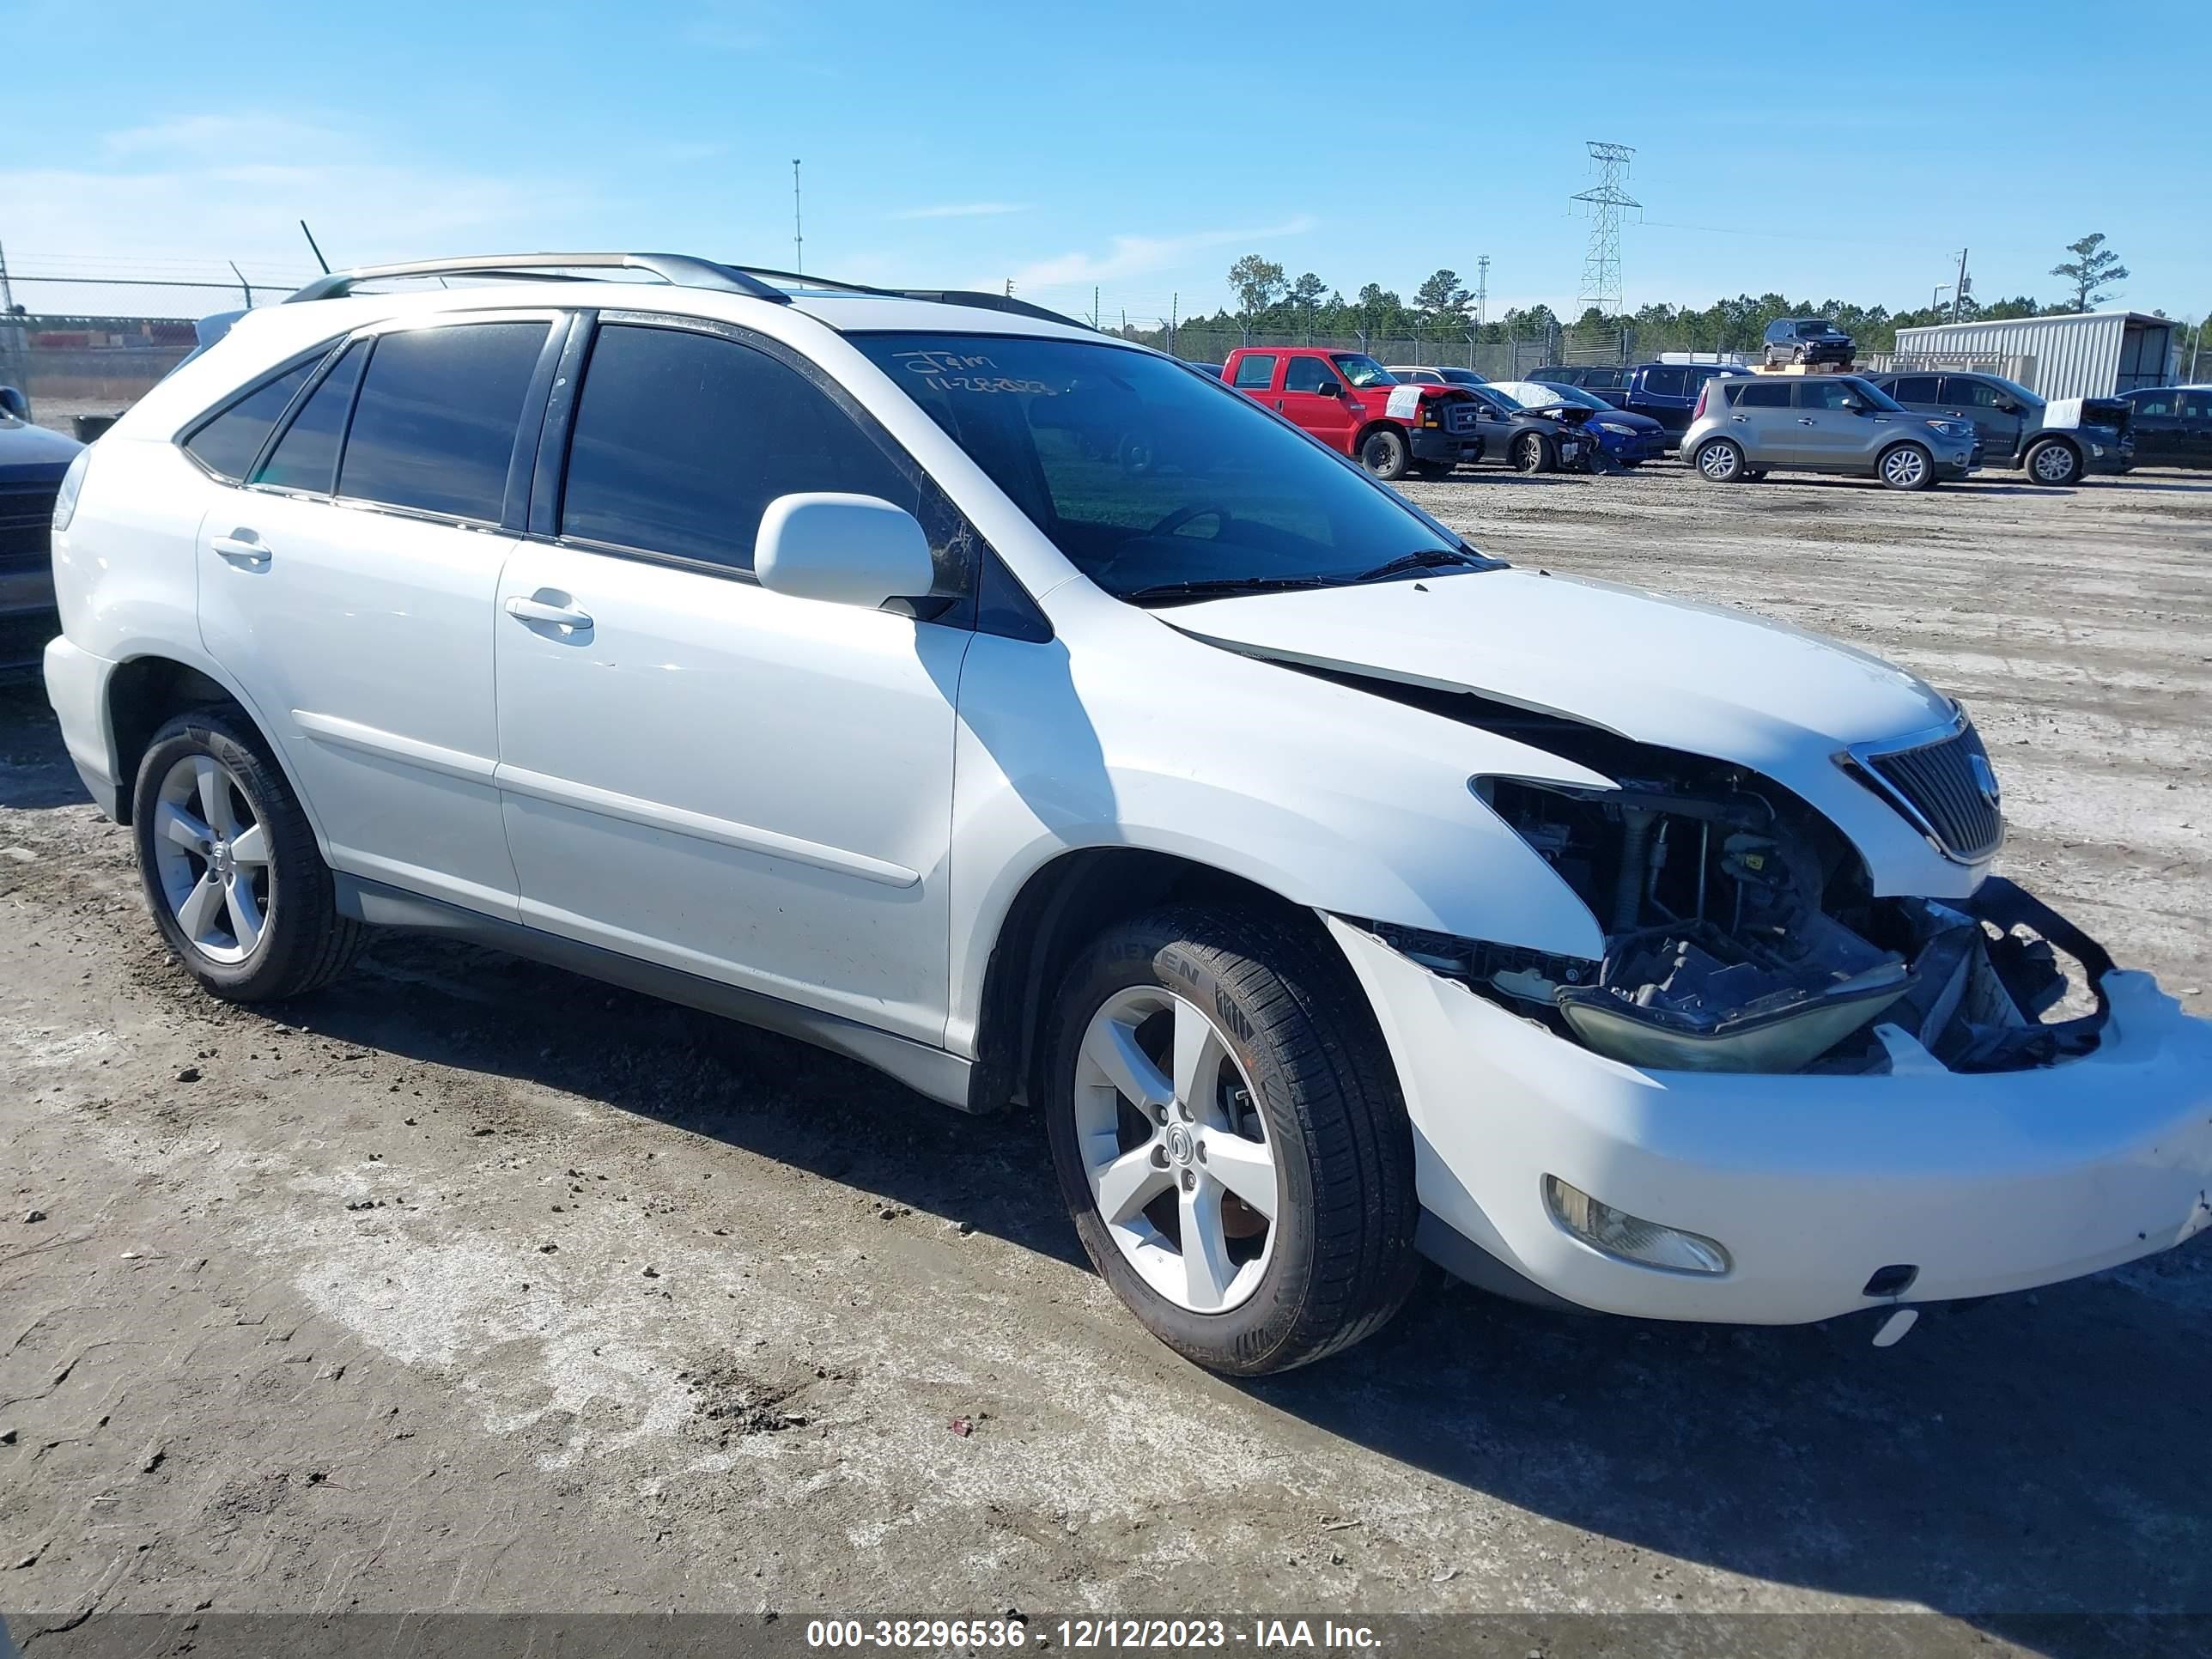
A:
1878,441,1936,491
1358,427,1410,481
1043,907,1419,1375
131,708,363,1001
2024,436,2081,486
1510,431,1554,473
1695,437,1747,482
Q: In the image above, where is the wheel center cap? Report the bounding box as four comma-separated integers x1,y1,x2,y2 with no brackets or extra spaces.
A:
209,841,233,876
1164,1124,1194,1165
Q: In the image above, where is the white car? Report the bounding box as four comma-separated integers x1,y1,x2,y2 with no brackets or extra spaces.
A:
42,252,2212,1374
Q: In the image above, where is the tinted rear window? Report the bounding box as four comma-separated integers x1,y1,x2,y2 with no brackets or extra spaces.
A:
1639,368,1689,397
254,342,366,494
1231,355,1277,389
1729,380,1791,408
1887,375,1942,404
337,323,549,521
184,359,319,481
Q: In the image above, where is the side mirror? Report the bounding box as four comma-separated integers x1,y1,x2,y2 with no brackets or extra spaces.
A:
0,386,27,422
1839,395,1863,412
755,494,934,611
1314,380,1341,398
1996,398,2021,414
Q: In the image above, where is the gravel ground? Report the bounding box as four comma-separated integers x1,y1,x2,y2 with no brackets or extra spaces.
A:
3,460,2209,1656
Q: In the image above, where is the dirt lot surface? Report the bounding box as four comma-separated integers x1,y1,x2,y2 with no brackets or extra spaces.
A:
3,461,2209,1654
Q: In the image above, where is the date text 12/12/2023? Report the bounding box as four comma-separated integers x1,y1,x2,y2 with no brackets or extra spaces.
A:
804,1618,1382,1650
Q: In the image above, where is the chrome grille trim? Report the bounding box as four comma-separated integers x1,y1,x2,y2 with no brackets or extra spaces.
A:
1841,716,2004,866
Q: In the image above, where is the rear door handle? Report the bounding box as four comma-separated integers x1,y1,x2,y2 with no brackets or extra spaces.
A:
504,593,594,630
212,533,270,568
1796,417,1817,425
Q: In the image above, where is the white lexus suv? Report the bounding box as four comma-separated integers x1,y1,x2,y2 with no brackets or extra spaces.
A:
42,253,2212,1374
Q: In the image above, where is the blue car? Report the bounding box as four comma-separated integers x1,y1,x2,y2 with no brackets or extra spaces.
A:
1489,380,1667,467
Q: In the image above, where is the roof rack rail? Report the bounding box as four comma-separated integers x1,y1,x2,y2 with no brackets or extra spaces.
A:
284,252,791,306
726,267,1092,331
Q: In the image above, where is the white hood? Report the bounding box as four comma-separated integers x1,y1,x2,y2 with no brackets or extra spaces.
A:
1167,567,1981,896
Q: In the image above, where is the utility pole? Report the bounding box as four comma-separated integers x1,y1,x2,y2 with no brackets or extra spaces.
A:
0,239,15,314
1570,142,1638,318
1092,285,1099,328
1475,253,1490,326
1933,283,1950,313
792,159,804,275
1952,247,1969,322
1169,293,1177,358
1004,277,1014,296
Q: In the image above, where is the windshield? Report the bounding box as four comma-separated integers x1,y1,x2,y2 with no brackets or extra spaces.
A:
1330,354,1396,388
854,334,1492,602
1797,319,1835,337
1494,380,1601,410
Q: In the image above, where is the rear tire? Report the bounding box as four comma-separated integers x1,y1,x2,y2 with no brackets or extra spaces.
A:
1695,438,1747,483
131,708,363,1002
1878,441,1936,491
2024,437,2081,486
1043,906,1419,1375
1358,427,1409,481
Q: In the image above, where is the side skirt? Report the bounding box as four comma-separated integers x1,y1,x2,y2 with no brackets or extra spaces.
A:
333,875,981,1113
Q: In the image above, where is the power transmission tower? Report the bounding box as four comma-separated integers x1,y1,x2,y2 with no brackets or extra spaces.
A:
1475,254,1490,325
1569,142,1639,317
792,159,804,275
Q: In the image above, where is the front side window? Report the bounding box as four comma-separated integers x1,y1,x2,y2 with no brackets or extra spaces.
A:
1797,379,1856,410
338,322,550,520
1231,355,1277,389
1283,356,1338,393
183,358,319,481
1942,378,2005,410
2130,392,2173,416
560,323,922,577
854,333,1490,605
1580,367,1626,390
1330,354,1395,388
2182,392,2212,419
1640,368,1689,397
255,342,367,494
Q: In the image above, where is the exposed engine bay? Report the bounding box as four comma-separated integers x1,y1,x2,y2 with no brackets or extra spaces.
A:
1374,737,2109,1077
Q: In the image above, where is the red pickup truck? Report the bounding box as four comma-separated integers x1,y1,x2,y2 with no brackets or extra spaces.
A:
1218,347,1484,481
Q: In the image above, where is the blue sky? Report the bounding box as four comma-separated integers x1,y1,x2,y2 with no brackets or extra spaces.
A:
3,0,2206,323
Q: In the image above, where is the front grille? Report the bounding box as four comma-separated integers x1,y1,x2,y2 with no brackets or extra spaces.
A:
1444,403,1480,434
1863,724,2004,864
0,482,58,574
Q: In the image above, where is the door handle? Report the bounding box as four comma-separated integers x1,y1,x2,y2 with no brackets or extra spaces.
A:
1729,414,1748,422
504,593,593,630
212,533,270,568
1796,417,1817,425
1273,399,1285,410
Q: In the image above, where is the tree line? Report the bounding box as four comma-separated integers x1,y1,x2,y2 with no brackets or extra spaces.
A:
1164,234,2142,356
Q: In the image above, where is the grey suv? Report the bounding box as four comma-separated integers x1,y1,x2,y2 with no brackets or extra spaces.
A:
1682,374,1980,490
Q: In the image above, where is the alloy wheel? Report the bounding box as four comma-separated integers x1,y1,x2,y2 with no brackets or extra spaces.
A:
1881,446,1929,489
1073,986,1279,1313
2031,444,2075,484
1698,441,1742,481
150,753,273,963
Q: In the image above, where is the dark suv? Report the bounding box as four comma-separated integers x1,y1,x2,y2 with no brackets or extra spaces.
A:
1865,371,2132,486
1531,362,1751,449
1763,319,1854,368
1,387,87,678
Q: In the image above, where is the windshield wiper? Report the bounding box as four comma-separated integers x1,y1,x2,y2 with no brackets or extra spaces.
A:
1121,574,1340,606
1351,547,1492,583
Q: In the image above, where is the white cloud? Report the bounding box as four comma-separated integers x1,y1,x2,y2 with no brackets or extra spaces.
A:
892,202,1030,222
3,115,596,304
1002,215,1316,295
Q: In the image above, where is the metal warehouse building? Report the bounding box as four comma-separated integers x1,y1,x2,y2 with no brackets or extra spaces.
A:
1892,311,2179,401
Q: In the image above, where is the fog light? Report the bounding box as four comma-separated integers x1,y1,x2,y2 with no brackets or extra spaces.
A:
1543,1176,1730,1275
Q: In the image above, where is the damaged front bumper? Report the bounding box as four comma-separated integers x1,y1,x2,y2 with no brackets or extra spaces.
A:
1325,913,2212,1326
